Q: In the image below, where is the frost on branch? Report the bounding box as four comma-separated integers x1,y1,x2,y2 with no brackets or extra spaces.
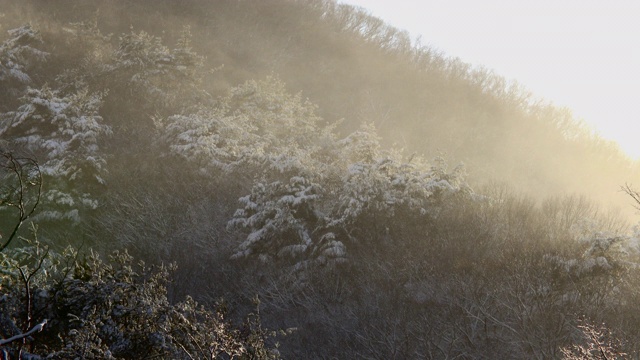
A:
561,321,627,359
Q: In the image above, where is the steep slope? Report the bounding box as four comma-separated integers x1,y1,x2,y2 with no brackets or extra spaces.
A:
2,1,640,358
1,0,637,216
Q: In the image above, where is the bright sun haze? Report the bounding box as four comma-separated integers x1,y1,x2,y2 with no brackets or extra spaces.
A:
339,0,640,159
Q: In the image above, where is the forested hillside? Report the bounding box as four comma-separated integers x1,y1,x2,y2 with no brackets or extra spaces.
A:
1,1,640,358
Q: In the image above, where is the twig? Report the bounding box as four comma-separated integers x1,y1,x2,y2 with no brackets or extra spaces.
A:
621,183,640,211
0,152,43,252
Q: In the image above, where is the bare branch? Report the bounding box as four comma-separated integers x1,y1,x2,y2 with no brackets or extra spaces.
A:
0,151,43,252
621,183,640,211
0,319,48,346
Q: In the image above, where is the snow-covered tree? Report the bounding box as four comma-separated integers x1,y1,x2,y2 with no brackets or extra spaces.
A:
328,124,468,238
0,242,281,359
0,25,47,85
0,25,48,106
228,176,323,261
336,122,381,164
224,76,336,174
228,173,349,269
54,17,113,93
106,27,205,114
0,85,111,223
228,119,468,267
159,76,336,177
159,109,260,174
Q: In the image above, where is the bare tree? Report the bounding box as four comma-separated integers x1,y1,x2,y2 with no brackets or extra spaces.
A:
621,183,640,211
0,151,42,251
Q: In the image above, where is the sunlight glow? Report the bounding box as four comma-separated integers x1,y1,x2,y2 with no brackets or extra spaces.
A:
340,0,640,158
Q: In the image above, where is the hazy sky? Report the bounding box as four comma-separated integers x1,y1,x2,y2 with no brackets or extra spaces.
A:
339,0,640,158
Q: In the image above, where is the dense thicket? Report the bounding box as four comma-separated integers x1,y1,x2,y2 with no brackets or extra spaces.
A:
1,1,639,358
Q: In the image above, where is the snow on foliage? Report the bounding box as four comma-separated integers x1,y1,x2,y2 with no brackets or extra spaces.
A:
228,118,469,266
227,76,322,146
225,77,335,176
3,86,110,181
161,109,254,173
336,122,381,164
329,124,467,229
0,86,110,222
228,176,322,261
157,75,469,267
0,243,279,359
545,253,613,277
161,82,470,265
0,25,48,87
107,27,205,112
160,76,336,176
544,228,635,279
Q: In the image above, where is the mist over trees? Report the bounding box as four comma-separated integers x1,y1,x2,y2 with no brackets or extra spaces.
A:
1,0,640,358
